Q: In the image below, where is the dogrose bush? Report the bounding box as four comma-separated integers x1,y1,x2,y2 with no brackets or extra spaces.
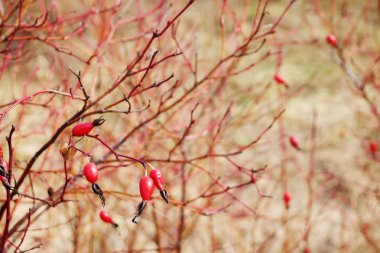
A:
0,0,379,252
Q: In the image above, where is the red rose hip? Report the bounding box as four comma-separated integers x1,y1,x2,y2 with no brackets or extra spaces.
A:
72,117,105,137
274,73,289,88
283,191,291,207
132,176,155,223
369,140,377,155
149,169,164,190
139,176,155,201
99,210,118,228
274,74,285,84
303,248,311,253
72,122,94,137
149,169,169,203
289,135,300,150
326,34,337,47
84,163,105,206
100,210,113,223
84,162,98,183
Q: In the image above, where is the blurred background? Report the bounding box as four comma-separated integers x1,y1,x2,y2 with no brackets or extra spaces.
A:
0,0,379,252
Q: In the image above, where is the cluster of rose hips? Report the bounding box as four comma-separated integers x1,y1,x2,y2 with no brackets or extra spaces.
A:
68,117,169,227
284,135,378,210
278,34,339,211
326,34,378,158
273,34,338,89
133,166,168,223
282,135,300,208
70,117,107,207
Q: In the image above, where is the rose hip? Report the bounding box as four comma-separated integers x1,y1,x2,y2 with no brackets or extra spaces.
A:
289,135,300,150
274,74,285,84
84,162,98,183
139,176,155,201
274,73,289,88
100,210,118,228
72,117,105,137
369,140,377,156
100,210,113,223
283,191,291,208
149,169,169,203
326,34,337,47
132,176,156,224
83,162,105,206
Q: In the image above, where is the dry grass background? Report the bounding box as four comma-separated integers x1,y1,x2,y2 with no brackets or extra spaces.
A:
0,0,379,252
